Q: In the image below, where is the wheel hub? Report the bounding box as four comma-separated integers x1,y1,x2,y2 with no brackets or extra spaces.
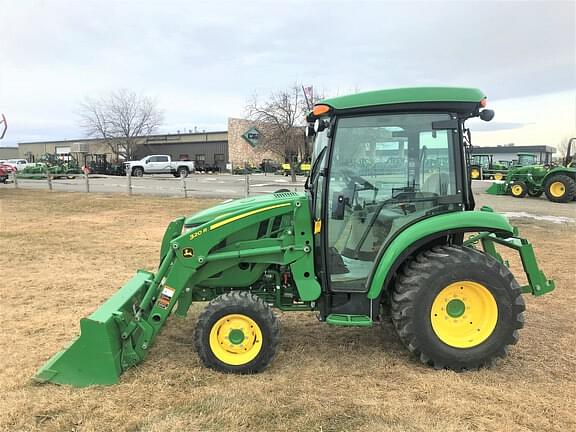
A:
430,281,498,348
446,299,465,318
209,314,262,365
549,181,565,198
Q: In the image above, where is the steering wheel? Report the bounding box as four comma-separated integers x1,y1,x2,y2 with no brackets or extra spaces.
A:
340,168,377,191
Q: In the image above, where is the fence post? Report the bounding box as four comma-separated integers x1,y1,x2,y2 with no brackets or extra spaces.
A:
84,173,90,193
12,170,18,188
127,170,132,195
47,174,53,191
244,172,250,197
181,174,188,198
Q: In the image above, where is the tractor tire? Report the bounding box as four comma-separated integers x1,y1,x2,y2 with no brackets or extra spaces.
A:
510,181,527,198
470,166,481,180
391,245,525,370
544,174,576,203
177,167,189,178
494,172,505,181
527,189,543,198
132,167,144,177
194,291,279,374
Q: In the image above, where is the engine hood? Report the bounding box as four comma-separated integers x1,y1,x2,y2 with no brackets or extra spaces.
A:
184,191,305,228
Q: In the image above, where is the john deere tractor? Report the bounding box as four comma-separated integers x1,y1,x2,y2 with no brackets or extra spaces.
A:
487,142,576,203
36,88,554,387
469,154,509,180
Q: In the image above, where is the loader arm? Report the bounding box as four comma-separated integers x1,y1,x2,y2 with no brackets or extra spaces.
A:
35,195,320,387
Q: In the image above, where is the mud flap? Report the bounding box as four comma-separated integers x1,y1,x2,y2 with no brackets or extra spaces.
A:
34,270,154,387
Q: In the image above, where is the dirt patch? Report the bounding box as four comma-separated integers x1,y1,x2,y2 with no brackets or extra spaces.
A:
0,189,575,432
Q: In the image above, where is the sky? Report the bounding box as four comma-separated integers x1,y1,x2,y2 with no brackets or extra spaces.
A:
0,0,574,151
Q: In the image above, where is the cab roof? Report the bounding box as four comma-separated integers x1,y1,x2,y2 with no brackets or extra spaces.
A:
319,87,486,111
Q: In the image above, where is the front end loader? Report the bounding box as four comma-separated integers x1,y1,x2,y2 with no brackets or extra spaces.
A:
35,87,555,387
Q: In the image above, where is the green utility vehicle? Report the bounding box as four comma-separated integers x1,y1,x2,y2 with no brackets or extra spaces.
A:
36,87,554,388
469,154,509,180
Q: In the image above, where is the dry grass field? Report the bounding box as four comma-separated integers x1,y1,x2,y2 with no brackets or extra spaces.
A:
0,189,575,432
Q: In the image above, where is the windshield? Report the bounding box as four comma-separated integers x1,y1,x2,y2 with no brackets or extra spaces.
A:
330,113,457,203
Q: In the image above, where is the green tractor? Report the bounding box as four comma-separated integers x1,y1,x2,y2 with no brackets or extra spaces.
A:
35,87,554,388
487,143,576,203
469,154,509,180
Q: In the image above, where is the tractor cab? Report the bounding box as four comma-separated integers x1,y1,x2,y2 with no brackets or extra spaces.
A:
304,88,500,316
515,152,538,167
472,154,493,169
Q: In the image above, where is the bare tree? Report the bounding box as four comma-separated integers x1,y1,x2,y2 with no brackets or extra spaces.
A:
80,89,163,161
246,85,309,182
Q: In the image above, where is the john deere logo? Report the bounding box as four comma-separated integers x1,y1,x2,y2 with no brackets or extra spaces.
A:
242,127,260,147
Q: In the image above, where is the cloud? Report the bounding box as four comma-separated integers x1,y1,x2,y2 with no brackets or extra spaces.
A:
0,0,574,146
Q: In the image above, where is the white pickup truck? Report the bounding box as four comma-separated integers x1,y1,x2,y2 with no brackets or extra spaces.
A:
124,155,195,177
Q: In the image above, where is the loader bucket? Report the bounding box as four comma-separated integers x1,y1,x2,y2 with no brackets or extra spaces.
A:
35,270,154,387
486,182,508,195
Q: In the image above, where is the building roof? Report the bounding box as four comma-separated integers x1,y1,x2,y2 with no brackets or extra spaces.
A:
18,130,228,145
471,145,556,154
319,87,486,110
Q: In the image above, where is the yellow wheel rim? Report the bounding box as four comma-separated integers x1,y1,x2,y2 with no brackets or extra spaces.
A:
511,184,524,196
549,181,565,198
430,281,498,348
470,168,480,179
209,314,263,365
494,172,504,180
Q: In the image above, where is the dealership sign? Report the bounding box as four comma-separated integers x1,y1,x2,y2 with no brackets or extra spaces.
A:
242,127,260,147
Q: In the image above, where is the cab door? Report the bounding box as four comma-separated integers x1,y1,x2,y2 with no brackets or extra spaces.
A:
321,113,461,293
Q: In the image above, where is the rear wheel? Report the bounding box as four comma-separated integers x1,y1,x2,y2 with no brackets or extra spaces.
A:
544,174,576,203
510,181,527,198
177,167,189,178
391,245,525,370
194,291,279,373
470,166,481,180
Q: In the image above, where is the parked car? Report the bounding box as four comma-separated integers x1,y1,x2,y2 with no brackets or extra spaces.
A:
0,163,14,183
124,155,195,177
4,159,30,171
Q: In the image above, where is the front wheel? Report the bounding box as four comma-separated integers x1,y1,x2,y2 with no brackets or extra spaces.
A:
391,245,525,370
510,181,527,198
194,291,279,374
132,167,144,177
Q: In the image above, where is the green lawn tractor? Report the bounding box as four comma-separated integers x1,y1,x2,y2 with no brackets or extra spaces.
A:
487,145,576,202
35,87,554,388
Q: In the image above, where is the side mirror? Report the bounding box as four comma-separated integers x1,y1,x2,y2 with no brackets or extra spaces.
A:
480,109,495,122
314,119,327,133
305,124,315,137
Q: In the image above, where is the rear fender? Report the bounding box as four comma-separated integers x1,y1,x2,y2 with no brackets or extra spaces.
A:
366,210,514,300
